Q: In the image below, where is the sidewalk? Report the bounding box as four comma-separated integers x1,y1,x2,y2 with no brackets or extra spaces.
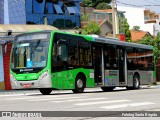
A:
140,82,160,88
0,89,40,96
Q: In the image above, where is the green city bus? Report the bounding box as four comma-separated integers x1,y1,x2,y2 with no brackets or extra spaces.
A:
10,30,155,95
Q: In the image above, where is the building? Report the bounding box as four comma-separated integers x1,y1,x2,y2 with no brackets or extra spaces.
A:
0,0,82,29
117,6,160,36
0,24,57,90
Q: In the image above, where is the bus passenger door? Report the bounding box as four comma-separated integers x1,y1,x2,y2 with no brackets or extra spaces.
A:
93,45,103,85
118,47,127,85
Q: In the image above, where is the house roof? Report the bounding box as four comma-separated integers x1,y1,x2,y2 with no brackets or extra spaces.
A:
94,9,112,13
130,30,151,42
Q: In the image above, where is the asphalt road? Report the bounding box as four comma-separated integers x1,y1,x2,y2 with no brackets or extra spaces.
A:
0,87,160,119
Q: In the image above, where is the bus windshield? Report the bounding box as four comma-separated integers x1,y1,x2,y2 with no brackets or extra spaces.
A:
11,39,49,69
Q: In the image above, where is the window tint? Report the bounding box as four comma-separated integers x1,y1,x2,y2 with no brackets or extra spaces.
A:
126,47,137,70
52,42,68,71
68,38,79,66
79,42,92,66
104,45,118,69
144,49,154,70
126,47,154,71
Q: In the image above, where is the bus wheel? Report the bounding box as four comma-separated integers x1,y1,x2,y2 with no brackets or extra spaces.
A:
133,75,140,89
101,87,114,92
72,76,85,93
39,88,52,95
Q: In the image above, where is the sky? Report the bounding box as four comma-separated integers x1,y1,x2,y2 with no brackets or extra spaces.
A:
116,0,160,13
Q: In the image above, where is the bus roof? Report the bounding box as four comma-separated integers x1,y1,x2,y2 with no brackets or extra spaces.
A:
94,36,153,50
15,30,153,50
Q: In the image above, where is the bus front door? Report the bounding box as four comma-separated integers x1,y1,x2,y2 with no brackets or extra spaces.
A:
93,45,103,85
118,48,127,86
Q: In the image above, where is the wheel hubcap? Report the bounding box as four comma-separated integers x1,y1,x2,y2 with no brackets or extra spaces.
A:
77,79,83,88
134,78,139,88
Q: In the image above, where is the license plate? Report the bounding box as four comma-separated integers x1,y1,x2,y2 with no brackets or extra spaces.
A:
23,84,31,88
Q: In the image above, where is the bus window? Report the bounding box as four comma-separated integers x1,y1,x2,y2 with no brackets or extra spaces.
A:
145,49,154,70
52,43,68,71
104,46,110,68
69,38,79,66
126,47,137,70
137,49,146,70
79,42,92,66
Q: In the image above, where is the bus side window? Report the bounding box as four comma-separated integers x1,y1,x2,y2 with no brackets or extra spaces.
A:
52,42,68,71
79,42,92,66
104,46,110,68
109,45,117,69
69,38,79,66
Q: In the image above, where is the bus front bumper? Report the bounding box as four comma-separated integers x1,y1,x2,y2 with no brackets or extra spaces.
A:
10,74,52,89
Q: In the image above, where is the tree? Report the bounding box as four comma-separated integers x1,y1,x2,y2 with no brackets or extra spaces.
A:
136,34,154,46
119,17,131,42
133,25,140,31
136,32,160,63
82,0,112,8
92,0,112,8
83,0,93,7
154,32,160,62
82,21,101,35
96,2,112,10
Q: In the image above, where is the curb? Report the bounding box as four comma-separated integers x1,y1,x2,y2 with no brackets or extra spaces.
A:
0,90,40,95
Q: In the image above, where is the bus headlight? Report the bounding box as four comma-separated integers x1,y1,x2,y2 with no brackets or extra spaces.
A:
10,74,16,81
39,70,48,81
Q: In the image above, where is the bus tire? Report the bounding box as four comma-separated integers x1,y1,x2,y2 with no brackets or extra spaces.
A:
101,87,114,92
133,75,140,89
72,75,85,93
39,88,52,95
127,75,140,90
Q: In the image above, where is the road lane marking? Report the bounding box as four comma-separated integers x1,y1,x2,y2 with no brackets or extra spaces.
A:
27,96,87,101
5,94,88,100
74,100,131,106
101,102,155,109
50,98,109,103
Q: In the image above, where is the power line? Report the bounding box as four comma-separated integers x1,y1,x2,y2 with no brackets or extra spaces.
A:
143,0,157,5
116,0,160,7
153,0,159,3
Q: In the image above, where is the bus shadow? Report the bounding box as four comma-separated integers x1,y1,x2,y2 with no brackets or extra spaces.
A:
27,88,132,96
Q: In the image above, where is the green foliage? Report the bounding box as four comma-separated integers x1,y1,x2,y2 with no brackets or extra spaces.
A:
137,34,154,46
82,21,101,35
92,0,112,8
133,25,140,31
96,2,112,10
83,0,93,7
136,32,160,63
153,32,160,62
119,17,131,42
82,0,112,8
81,14,89,21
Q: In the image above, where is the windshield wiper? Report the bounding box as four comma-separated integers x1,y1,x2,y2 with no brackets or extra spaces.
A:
31,39,41,54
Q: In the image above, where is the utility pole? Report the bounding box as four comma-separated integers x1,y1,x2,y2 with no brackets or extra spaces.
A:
112,0,116,38
44,16,48,25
